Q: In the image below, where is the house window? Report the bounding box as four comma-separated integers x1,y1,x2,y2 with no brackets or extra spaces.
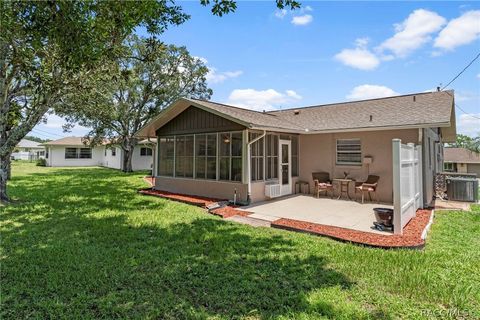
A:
250,132,264,181
195,134,217,180
175,135,194,178
111,147,116,157
159,137,174,176
46,149,49,159
140,147,153,156
65,147,92,159
104,148,107,156
266,134,279,180
444,162,457,172
219,132,243,181
336,139,361,165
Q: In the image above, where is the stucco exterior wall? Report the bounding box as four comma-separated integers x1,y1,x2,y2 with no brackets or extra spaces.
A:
298,129,419,204
154,177,248,202
132,146,154,171
102,146,122,170
467,163,480,176
47,146,103,167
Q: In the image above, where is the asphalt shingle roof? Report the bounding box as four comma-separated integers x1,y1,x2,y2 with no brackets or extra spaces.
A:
444,147,480,164
191,90,454,133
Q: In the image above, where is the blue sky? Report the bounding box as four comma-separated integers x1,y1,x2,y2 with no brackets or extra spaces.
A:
32,1,480,139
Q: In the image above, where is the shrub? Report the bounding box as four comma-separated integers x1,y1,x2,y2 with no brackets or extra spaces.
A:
36,158,47,166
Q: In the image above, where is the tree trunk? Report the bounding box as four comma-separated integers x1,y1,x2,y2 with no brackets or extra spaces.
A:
121,137,138,173
0,153,9,202
6,156,11,180
122,148,133,172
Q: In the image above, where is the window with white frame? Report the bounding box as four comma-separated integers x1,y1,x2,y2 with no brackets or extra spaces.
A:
65,147,92,159
219,132,243,182
336,139,361,165
111,147,116,157
140,147,153,156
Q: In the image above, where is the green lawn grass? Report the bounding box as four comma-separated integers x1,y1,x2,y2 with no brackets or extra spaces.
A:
1,162,479,319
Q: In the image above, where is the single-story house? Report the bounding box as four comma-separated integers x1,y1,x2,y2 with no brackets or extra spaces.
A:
11,139,46,160
444,147,480,176
42,137,155,171
135,90,456,206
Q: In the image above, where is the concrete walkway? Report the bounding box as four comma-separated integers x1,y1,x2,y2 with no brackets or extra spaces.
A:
239,195,393,235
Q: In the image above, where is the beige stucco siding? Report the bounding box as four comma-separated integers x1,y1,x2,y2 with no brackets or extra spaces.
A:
154,177,248,202
298,129,419,203
467,163,480,176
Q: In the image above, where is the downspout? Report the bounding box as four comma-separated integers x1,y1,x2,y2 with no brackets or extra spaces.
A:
246,129,267,204
147,137,155,177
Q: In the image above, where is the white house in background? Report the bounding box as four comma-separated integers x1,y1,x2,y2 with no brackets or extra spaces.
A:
11,139,46,160
42,136,155,171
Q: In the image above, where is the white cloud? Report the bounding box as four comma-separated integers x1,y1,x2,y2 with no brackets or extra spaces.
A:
274,9,287,19
456,113,480,136
206,68,243,84
346,85,399,100
227,89,302,111
378,9,446,57
334,38,380,70
195,56,243,84
286,90,302,99
291,14,313,26
434,10,480,51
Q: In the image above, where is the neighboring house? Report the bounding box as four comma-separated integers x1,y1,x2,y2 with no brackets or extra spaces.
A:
444,147,480,176
136,90,456,205
11,139,46,160
42,137,155,171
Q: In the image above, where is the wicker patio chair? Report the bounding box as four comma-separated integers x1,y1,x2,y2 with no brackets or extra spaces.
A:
355,175,380,203
312,172,334,198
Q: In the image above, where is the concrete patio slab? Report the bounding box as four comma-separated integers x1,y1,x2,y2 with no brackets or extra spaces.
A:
240,195,393,235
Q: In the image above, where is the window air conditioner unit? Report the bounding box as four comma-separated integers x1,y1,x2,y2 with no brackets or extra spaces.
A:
265,184,281,198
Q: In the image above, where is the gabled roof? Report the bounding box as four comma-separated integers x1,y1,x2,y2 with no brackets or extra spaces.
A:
135,90,456,142
17,139,43,149
41,137,91,146
444,147,480,164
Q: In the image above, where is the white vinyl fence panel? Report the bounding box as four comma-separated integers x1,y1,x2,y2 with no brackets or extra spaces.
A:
392,139,423,235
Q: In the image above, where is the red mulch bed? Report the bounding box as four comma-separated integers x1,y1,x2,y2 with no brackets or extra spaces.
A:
139,186,433,249
271,209,433,249
139,188,220,207
138,188,251,219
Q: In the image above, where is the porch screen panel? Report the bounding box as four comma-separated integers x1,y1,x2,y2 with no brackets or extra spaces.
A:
195,134,218,180
250,132,264,181
219,132,243,182
219,133,231,180
159,137,174,176
291,135,298,176
266,134,279,180
231,132,243,181
195,134,206,179
336,139,361,165
175,135,194,178
206,134,217,179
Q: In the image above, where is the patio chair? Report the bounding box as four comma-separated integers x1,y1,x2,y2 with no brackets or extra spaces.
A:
312,172,334,198
355,175,380,203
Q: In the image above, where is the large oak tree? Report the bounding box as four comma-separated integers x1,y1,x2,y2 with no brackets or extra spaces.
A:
0,0,300,202
62,37,212,172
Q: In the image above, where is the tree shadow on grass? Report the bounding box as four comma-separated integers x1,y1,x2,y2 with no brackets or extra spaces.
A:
2,213,361,319
1,167,391,319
